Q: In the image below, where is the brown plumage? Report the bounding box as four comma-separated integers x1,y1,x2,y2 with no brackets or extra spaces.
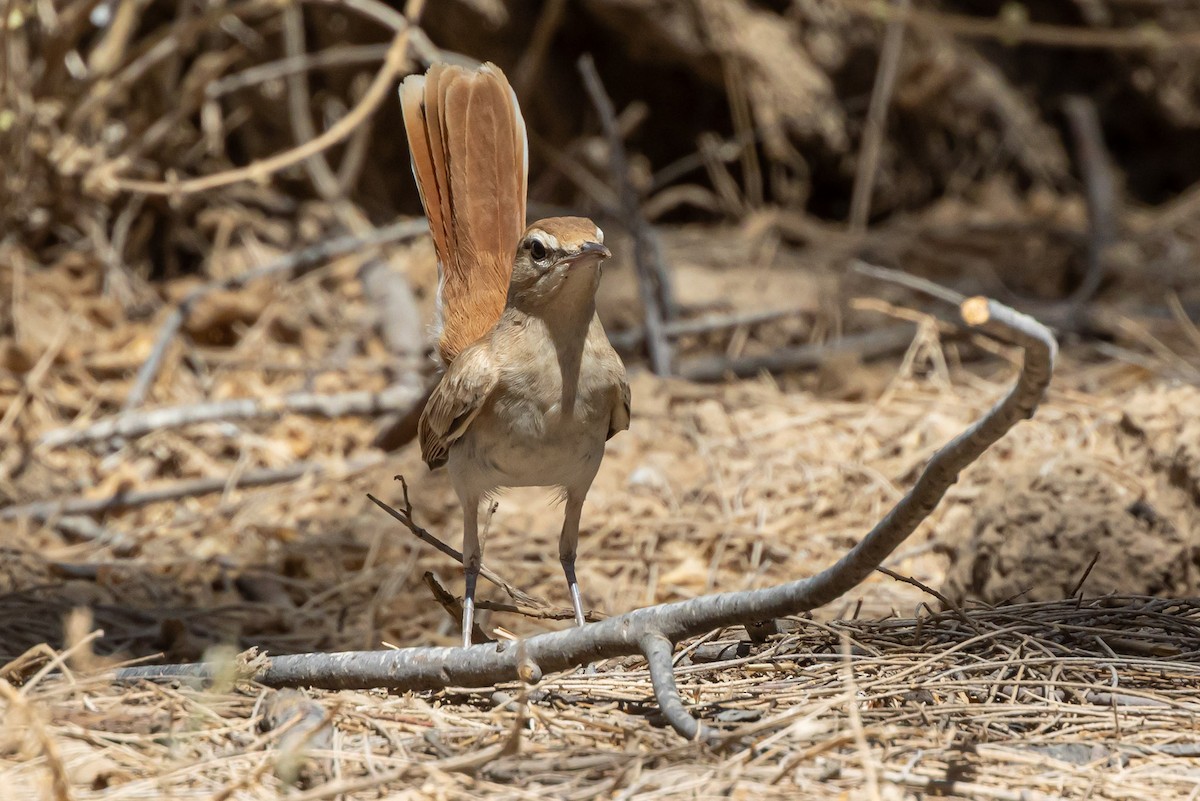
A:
417,217,630,472
399,65,629,647
399,62,527,364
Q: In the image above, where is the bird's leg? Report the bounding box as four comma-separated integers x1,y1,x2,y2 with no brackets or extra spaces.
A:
559,491,587,627
461,496,481,647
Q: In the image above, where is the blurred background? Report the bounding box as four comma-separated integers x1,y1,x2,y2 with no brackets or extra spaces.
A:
1,0,1199,662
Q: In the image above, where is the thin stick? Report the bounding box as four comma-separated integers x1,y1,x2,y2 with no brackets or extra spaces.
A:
121,219,426,410
677,325,916,382
608,307,808,352
54,516,136,556
578,54,675,376
1063,96,1115,313
423,572,494,644
2,456,383,521
366,485,543,607
513,0,567,96
281,4,376,233
848,0,910,233
876,566,983,635
207,43,392,98
474,598,605,623
1166,292,1200,356
42,384,423,449
283,3,342,200
1070,552,1102,599
336,102,376,197
850,260,966,305
0,0,13,101
0,326,68,443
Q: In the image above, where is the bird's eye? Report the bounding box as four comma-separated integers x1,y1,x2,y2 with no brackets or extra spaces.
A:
529,239,547,261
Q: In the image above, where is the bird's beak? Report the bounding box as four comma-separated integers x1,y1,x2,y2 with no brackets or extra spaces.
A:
563,241,611,265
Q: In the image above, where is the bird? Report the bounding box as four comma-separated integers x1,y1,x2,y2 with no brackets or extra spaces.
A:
399,62,630,647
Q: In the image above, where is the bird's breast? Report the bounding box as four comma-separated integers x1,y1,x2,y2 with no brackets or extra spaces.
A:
450,356,613,492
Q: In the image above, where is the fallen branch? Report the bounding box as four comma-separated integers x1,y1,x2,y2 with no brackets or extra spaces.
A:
847,0,910,233
41,384,423,449
676,324,916,382
283,3,344,202
1063,95,1115,314
607,307,808,353
116,274,1055,740
578,54,676,376
2,456,383,522
642,632,708,741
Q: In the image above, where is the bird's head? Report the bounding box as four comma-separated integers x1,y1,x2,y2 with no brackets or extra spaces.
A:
508,216,610,309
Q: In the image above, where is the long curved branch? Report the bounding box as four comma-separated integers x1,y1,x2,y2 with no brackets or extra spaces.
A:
117,288,1056,739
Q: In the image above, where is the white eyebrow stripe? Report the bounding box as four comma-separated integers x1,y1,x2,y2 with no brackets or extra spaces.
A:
526,230,557,251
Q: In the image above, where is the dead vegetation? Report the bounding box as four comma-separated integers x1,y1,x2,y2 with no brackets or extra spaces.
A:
4,0,1200,798
7,595,1200,799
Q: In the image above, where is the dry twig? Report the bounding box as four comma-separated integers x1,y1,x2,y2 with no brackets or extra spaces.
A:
423,572,495,644
367,483,544,609
607,307,808,352
42,384,423,449
1063,96,1116,312
578,54,676,376
848,0,910,233
2,456,383,522
677,324,916,382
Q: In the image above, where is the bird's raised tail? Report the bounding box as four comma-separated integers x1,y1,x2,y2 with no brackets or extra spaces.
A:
399,63,528,365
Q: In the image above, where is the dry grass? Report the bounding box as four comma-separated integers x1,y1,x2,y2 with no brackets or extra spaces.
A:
4,222,1200,797
4,596,1200,799
5,1,1200,797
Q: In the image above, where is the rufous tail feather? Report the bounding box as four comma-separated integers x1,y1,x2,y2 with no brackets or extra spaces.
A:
399,63,527,364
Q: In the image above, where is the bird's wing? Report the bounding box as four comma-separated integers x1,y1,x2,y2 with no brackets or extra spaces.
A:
608,373,631,441
588,318,630,441
418,344,499,468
